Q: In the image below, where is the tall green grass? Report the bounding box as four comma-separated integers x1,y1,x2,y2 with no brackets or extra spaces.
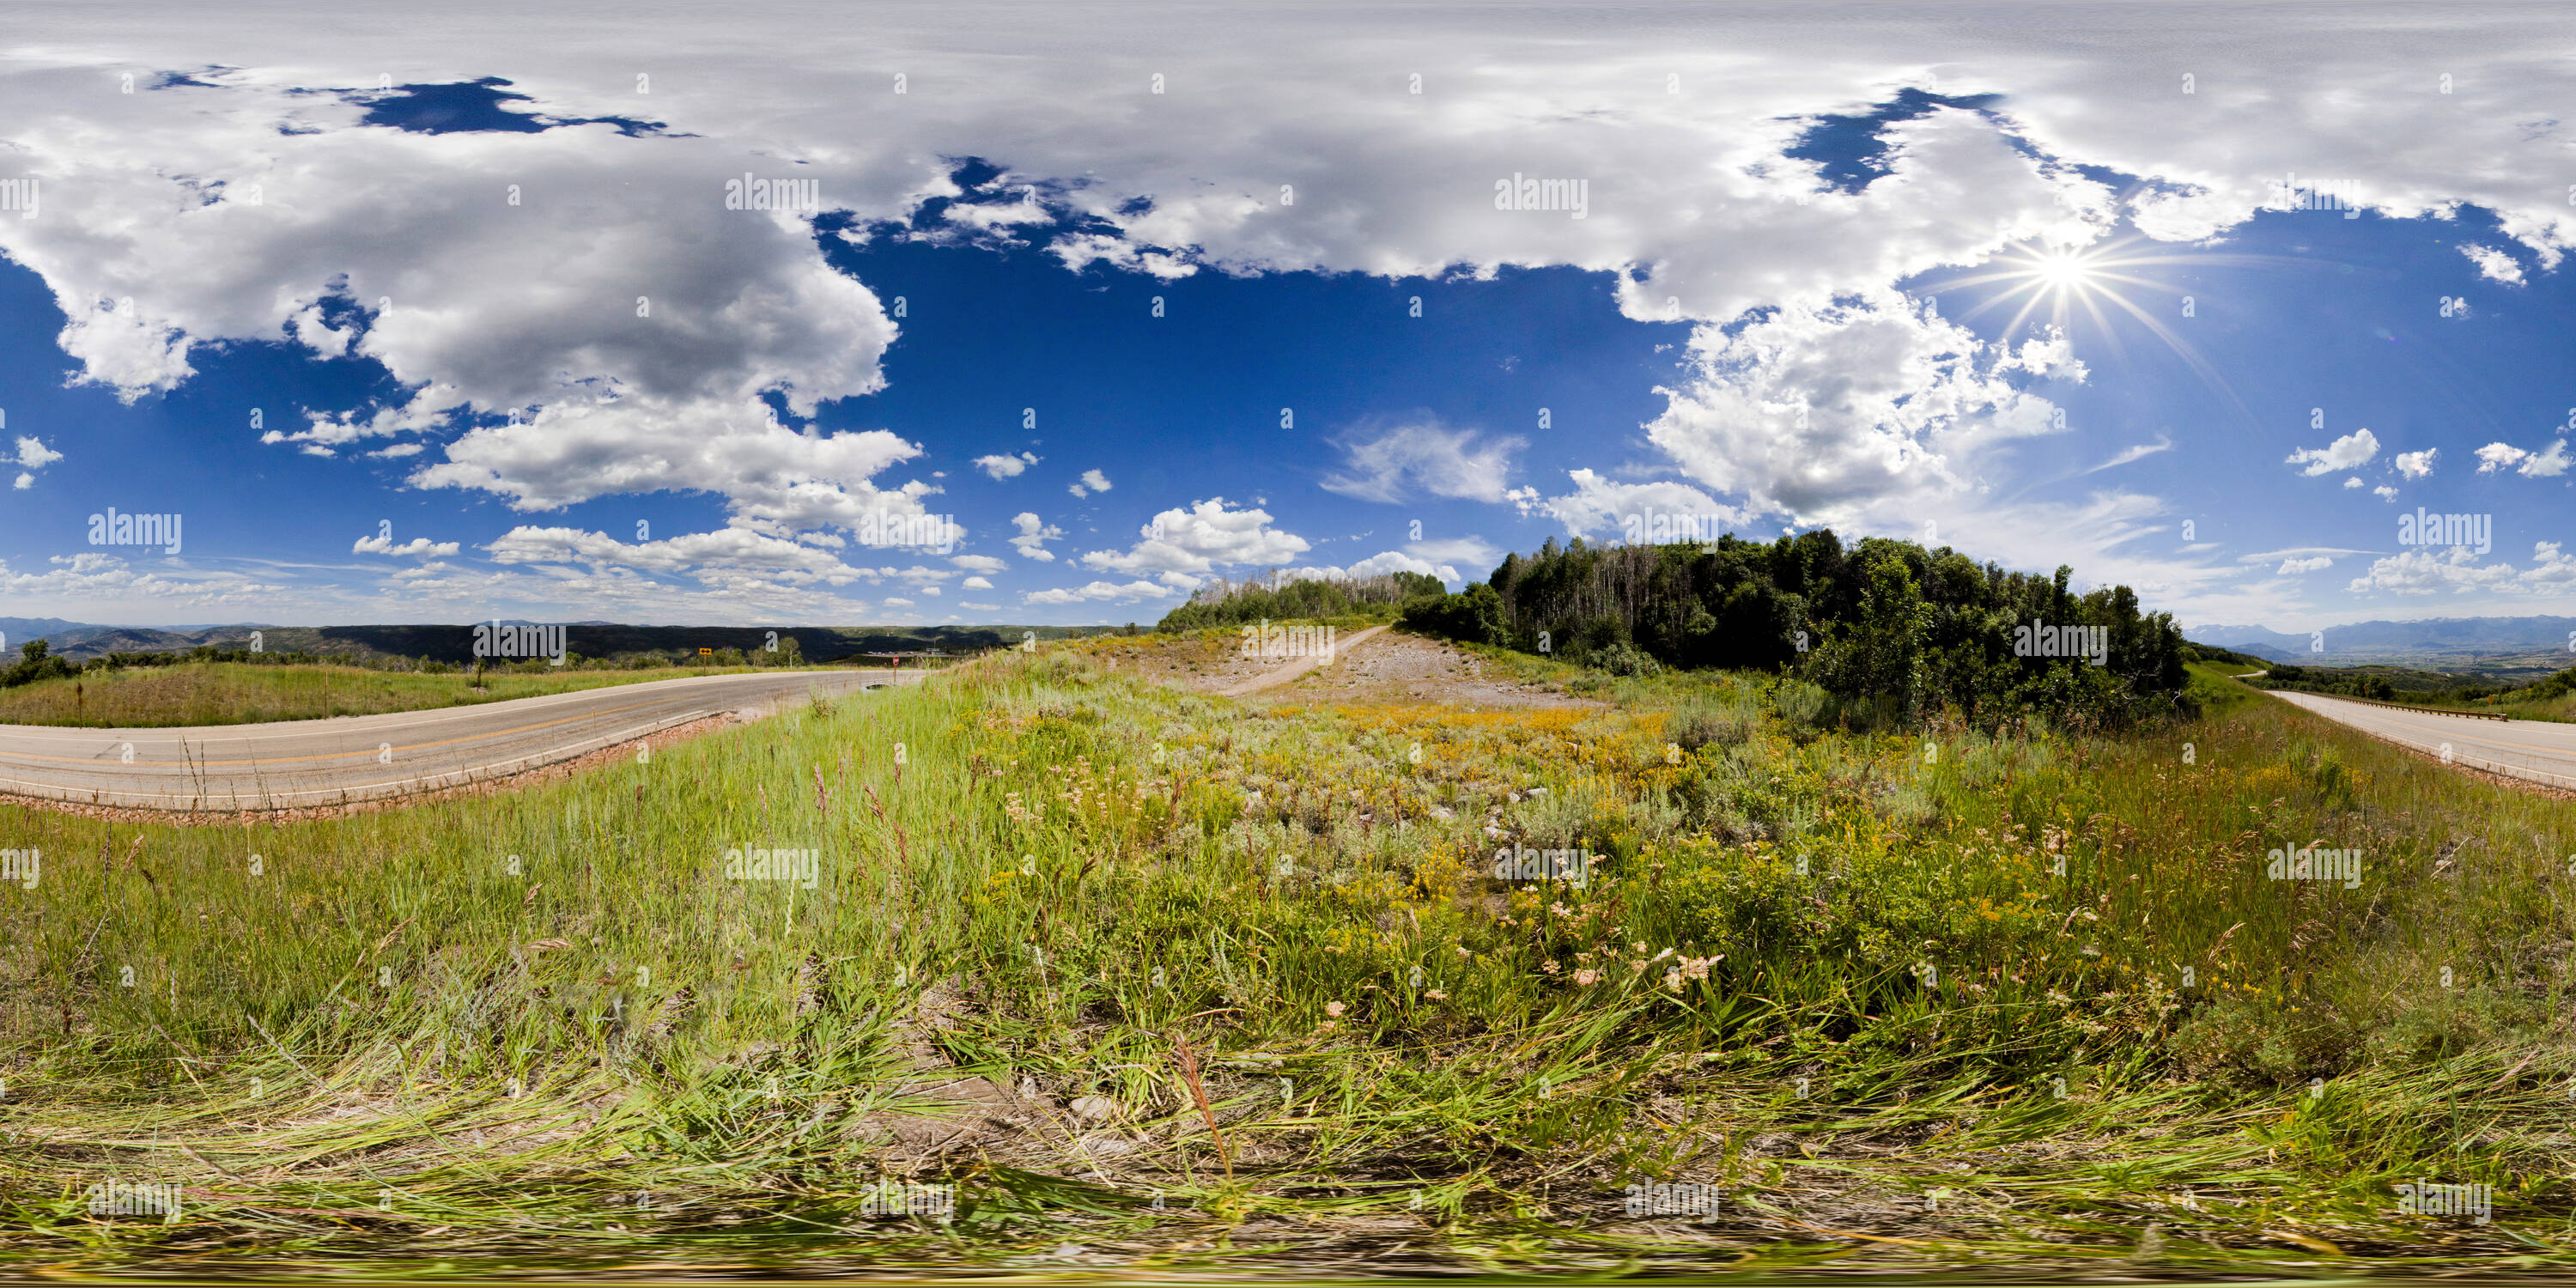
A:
0,656,2569,1271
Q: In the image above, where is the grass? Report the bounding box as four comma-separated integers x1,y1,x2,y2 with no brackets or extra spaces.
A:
0,660,860,728
0,651,2571,1273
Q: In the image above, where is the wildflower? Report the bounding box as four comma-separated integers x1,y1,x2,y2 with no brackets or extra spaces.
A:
1541,960,1562,975
1574,969,1601,986
1424,989,1449,1001
1325,1001,1346,1018
1455,945,1472,957
1662,969,1682,990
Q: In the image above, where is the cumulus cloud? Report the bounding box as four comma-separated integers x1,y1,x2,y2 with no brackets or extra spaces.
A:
1282,550,1464,582
2276,556,2332,575
1406,534,1504,573
1024,579,1176,605
949,554,1007,574
975,451,1038,480
1079,498,1310,574
352,532,461,557
960,575,993,589
1517,468,1744,540
2284,428,2379,477
2345,542,2576,596
2475,439,2571,477
484,524,869,586
1321,419,1522,503
1067,468,1112,498
1008,512,1063,561
10,435,61,489
2393,447,2437,478
2460,243,2525,285
1646,295,2081,526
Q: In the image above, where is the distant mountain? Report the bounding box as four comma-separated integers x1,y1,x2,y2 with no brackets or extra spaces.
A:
2188,615,2576,679
0,617,100,647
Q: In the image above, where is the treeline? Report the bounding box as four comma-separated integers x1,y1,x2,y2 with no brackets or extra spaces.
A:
1397,530,2190,730
1158,571,1448,630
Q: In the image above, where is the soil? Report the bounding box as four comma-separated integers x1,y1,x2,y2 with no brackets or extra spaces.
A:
1094,627,1592,709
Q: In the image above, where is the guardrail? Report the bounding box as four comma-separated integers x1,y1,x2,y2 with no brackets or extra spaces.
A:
2277,690,2511,720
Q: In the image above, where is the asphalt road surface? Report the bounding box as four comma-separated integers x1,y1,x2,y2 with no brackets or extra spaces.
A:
2272,690,2576,790
0,668,919,811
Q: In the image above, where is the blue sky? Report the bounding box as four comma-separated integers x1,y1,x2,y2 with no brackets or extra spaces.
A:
0,3,2571,630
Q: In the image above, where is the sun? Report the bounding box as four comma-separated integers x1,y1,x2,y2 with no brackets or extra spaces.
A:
2032,247,2097,290
1928,235,2281,429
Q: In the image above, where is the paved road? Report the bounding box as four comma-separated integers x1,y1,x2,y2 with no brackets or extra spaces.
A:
2272,690,2576,790
0,669,918,811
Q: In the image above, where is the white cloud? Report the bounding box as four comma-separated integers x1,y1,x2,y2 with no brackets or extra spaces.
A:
1009,511,1064,561
0,551,287,608
1406,534,1504,572
1079,498,1310,574
961,575,993,589
1304,550,1464,582
2342,476,2362,489
2284,428,2379,477
2344,543,2576,596
2393,447,2437,478
14,436,63,470
2476,439,2572,477
2083,435,2171,474
1522,468,1744,540
2276,556,2332,574
1024,579,1176,605
949,554,1007,574
2460,243,2525,285
1321,419,1522,503
975,451,1038,480
485,524,869,586
1067,467,1113,498
2374,485,2397,501
1645,295,2081,526
352,532,461,557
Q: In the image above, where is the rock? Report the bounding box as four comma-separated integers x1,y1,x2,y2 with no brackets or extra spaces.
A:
1069,1094,1120,1122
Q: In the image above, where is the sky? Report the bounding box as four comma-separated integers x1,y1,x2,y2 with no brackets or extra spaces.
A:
0,1,2572,630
